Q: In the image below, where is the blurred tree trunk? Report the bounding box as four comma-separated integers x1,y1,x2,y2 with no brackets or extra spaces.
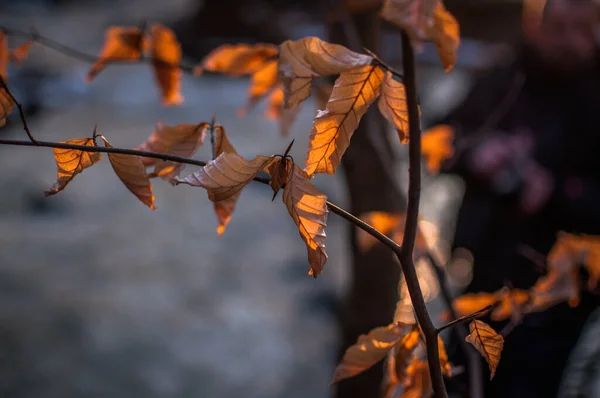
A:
328,9,406,398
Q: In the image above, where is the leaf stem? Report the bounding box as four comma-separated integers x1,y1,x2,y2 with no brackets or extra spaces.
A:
397,31,447,398
436,306,492,334
1,26,196,73
0,76,37,143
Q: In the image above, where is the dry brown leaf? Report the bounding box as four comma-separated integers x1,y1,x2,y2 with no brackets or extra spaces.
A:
400,359,434,398
380,0,459,72
197,43,278,76
102,137,155,210
10,41,33,66
0,30,8,81
431,3,460,72
438,336,452,377
452,292,499,318
278,37,373,108
45,138,102,196
331,323,413,384
378,71,409,142
210,126,242,235
137,122,208,179
305,65,384,176
283,164,328,277
421,124,455,173
150,24,183,106
86,26,144,82
490,288,530,322
0,87,13,128
213,125,236,155
175,152,273,202
465,320,504,379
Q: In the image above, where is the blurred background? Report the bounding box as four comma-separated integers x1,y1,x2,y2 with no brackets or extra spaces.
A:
0,0,565,397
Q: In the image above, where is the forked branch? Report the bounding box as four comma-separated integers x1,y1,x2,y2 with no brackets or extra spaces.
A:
396,31,448,398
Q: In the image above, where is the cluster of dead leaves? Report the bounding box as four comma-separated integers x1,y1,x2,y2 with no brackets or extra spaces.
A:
0,30,35,126
45,132,156,209
43,119,330,276
174,130,329,277
332,318,503,396
86,24,183,106
194,42,335,137
449,232,600,329
278,29,457,178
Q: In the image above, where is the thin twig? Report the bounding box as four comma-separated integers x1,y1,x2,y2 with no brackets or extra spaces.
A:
0,137,402,253
437,305,492,334
0,76,37,143
363,47,404,79
397,31,447,398
2,26,196,74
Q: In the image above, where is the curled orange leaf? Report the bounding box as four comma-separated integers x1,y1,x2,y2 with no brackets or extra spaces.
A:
197,43,278,76
465,320,504,379
380,0,459,72
332,323,414,384
150,24,183,106
378,71,409,142
102,137,155,210
175,152,273,202
86,26,144,81
45,138,102,196
212,126,242,235
136,122,208,180
0,87,13,127
283,164,328,277
278,37,373,108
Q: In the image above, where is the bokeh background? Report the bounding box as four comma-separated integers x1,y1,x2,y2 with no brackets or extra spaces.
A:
0,0,549,397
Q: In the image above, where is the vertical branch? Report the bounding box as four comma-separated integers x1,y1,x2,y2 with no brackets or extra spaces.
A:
396,31,448,398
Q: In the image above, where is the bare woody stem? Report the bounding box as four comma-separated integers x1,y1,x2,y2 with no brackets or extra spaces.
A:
397,31,448,398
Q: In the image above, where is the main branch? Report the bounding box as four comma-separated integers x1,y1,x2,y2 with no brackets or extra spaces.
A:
396,32,448,398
